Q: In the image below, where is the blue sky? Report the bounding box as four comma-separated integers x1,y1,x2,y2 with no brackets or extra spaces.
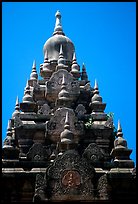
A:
2,2,136,164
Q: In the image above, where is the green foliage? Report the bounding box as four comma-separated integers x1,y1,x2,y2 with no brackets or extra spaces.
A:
106,112,117,137
106,112,114,119
85,117,93,129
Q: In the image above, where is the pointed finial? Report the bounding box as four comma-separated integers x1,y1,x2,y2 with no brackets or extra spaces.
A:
117,119,123,137
73,51,77,61
53,10,64,35
32,60,36,68
60,111,74,145
30,60,38,80
81,63,88,82
15,96,19,106
82,63,86,71
117,120,122,131
94,79,98,89
7,120,12,131
64,111,70,129
57,44,66,66
12,96,20,118
61,73,65,86
59,44,63,55
25,79,30,90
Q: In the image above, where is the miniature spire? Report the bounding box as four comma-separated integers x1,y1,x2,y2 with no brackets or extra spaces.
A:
60,111,74,144
58,74,69,100
117,119,123,137
12,96,20,118
110,119,134,167
81,63,88,82
30,60,38,80
7,120,12,136
94,79,99,93
58,44,65,66
91,79,102,103
53,10,64,35
2,120,13,149
70,51,80,79
22,80,34,103
43,50,51,70
114,120,127,148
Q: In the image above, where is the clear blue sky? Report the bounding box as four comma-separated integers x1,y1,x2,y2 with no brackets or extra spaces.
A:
2,2,136,164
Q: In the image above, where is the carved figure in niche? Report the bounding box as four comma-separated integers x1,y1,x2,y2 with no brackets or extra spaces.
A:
62,170,81,188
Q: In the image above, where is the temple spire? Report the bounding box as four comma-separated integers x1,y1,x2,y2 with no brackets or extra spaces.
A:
117,119,123,137
12,96,20,118
81,63,88,82
53,10,65,35
30,60,38,80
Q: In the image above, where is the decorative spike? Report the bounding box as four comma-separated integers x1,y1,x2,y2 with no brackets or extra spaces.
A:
7,120,12,131
64,112,70,130
72,51,77,62
15,96,19,107
61,74,65,86
32,60,36,68
12,96,20,118
117,120,122,132
30,60,38,80
94,79,98,90
14,96,20,111
57,44,66,66
26,79,29,89
81,63,88,82
117,119,123,137
59,44,63,55
82,63,86,71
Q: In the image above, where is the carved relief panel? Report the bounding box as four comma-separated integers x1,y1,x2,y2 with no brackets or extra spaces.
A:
47,107,84,143
45,69,80,102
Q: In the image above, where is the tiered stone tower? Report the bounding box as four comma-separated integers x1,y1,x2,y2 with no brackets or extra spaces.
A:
2,11,136,202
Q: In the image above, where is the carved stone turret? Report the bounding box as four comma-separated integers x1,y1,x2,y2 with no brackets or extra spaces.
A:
20,80,38,113
110,120,134,167
2,120,19,159
70,51,81,79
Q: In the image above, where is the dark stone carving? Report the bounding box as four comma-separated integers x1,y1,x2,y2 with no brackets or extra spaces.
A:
45,150,95,201
14,116,23,128
83,143,105,163
27,143,48,161
97,174,111,200
38,103,50,115
75,104,86,118
45,69,80,102
33,173,48,202
48,107,84,143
